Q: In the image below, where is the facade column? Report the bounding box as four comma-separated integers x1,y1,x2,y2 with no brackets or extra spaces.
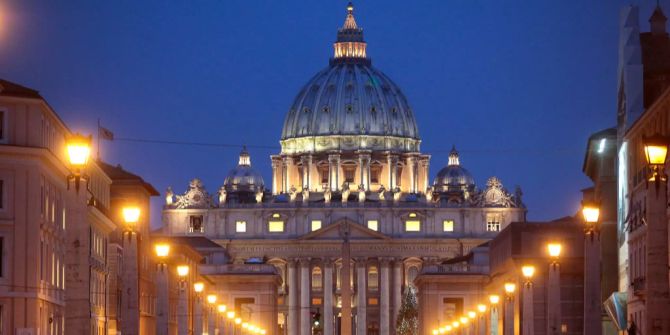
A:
121,232,139,335
323,259,334,335
547,260,561,335
406,156,416,193
645,180,670,335
300,259,311,335
156,263,170,335
356,259,367,335
583,232,601,335
387,155,398,190
522,280,534,335
418,157,429,194
478,312,486,335
301,155,311,191
490,303,500,335
208,305,217,335
328,154,341,192
380,258,391,335
288,259,299,335
272,157,282,194
193,294,204,335
341,227,353,335
358,152,371,190
503,292,514,335
177,280,189,335
391,260,403,330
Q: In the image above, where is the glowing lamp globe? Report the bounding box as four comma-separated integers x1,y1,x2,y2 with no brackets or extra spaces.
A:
504,282,516,294
66,134,92,169
176,265,189,277
452,321,459,328
432,330,438,335
445,325,452,331
489,295,500,304
242,323,249,329
122,206,141,230
547,243,562,258
227,311,235,319
521,265,535,279
218,304,227,313
643,134,669,166
582,205,600,224
193,282,204,293
477,304,487,313
154,244,170,258
234,317,242,325
468,311,476,319
206,294,217,304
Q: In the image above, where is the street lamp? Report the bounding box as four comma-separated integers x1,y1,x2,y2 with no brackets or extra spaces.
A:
581,201,602,335
120,205,142,335
641,134,670,335
218,304,227,313
65,133,92,192
503,282,516,335
154,242,171,335
177,265,190,278
546,243,562,335
503,282,516,295
176,264,190,334
122,206,141,231
207,294,217,305
521,265,535,335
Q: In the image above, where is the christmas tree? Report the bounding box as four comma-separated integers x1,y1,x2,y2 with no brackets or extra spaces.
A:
395,285,418,335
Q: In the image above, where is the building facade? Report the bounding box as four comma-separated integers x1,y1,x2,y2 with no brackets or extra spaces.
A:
161,4,526,335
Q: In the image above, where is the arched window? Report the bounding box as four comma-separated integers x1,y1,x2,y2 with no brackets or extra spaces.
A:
312,267,323,291
407,266,419,286
368,266,379,291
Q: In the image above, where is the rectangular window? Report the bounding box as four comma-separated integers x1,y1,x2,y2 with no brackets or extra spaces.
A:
343,165,356,183
189,215,204,233
311,220,322,231
311,298,322,305
405,220,421,232
268,221,285,232
443,220,454,232
367,220,379,231
368,297,379,305
235,221,247,233
486,215,501,232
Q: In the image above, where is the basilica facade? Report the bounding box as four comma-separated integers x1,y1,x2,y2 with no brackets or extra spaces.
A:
161,4,526,335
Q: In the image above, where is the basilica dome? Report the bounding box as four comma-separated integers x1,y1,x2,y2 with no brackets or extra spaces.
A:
279,3,420,155
433,147,475,192
223,148,265,193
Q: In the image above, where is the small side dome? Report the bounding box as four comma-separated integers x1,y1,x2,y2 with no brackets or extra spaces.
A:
433,146,475,192
223,147,265,193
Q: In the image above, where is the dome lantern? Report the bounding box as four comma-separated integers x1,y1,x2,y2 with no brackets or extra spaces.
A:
333,2,368,62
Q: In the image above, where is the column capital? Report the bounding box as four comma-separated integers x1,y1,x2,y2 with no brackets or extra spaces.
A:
299,257,311,266
354,257,368,266
323,257,335,266
379,257,392,266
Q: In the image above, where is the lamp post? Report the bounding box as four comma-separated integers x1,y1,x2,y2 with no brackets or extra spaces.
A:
546,243,562,335
489,295,500,335
176,265,190,335
503,283,516,335
642,134,670,335
155,243,171,335
121,206,141,335
206,294,218,335
193,282,205,335
476,304,486,335
467,311,476,335
65,133,92,192
581,202,602,335
520,266,535,335
227,311,236,335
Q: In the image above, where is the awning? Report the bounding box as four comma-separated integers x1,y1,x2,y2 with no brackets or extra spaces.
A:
604,291,627,330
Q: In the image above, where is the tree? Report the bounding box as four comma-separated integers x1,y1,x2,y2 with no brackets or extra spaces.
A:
395,285,419,335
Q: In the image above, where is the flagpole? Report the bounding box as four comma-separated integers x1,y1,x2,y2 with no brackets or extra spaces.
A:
97,118,101,160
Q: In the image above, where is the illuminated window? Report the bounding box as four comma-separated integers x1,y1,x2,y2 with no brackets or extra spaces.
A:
368,266,379,291
367,220,379,231
272,213,280,218
486,214,501,232
235,221,246,233
268,220,285,232
343,164,356,183
368,297,378,305
189,215,204,233
405,220,421,232
370,164,382,184
312,267,322,291
312,298,322,305
409,212,417,218
443,220,454,232
311,220,322,231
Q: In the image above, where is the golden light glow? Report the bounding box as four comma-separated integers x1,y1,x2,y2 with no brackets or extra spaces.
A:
521,265,536,279
547,243,562,258
405,220,421,232
432,330,438,335
504,282,516,294
227,311,235,319
260,330,267,335
644,141,669,165
193,282,204,293
477,304,487,313
154,244,170,258
242,323,249,329
234,317,242,325
582,205,600,223
460,317,468,324
268,220,285,232
176,265,189,277
206,294,217,304
122,206,141,226
452,321,459,328
66,134,92,168
468,311,476,319
217,304,227,313
445,325,452,331
489,294,500,304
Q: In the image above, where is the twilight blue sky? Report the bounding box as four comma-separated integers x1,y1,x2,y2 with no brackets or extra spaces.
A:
0,1,664,226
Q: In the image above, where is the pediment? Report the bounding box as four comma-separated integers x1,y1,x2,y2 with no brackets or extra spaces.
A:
299,218,390,241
